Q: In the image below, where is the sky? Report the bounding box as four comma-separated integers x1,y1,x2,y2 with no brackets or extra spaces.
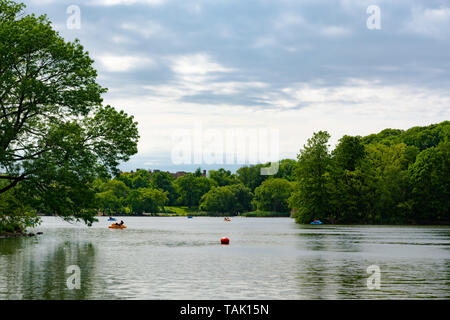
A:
22,0,450,172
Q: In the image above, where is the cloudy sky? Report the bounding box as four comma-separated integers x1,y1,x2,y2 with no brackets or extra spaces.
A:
23,0,450,172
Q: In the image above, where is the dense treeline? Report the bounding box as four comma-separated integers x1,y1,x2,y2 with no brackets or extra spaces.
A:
290,121,449,224
91,164,295,216
89,121,449,224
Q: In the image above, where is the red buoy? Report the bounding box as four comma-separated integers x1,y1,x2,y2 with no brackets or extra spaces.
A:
221,237,230,245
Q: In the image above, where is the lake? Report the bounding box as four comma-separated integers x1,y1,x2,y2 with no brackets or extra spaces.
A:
0,217,449,299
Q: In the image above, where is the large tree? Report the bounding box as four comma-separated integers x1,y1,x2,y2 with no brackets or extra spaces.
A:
175,174,215,207
409,142,450,222
199,183,252,214
289,131,332,223
151,171,178,205
253,178,293,213
0,1,139,226
208,168,238,186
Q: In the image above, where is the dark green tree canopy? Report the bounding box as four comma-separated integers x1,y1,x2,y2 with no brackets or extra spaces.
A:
253,178,293,213
0,1,139,224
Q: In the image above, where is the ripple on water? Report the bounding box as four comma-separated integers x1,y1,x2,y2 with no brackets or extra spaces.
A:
0,217,449,299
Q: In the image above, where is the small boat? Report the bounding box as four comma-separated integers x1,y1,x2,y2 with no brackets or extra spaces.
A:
187,216,193,219
310,220,323,225
224,218,231,222
109,224,126,229
108,218,117,221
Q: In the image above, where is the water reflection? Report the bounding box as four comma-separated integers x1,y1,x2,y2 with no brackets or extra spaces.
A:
1,218,450,299
0,238,97,300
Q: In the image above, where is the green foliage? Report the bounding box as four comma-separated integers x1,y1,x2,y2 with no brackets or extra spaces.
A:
236,164,268,191
175,173,215,207
274,159,297,181
0,1,139,229
0,184,40,233
130,169,152,189
164,206,200,215
194,167,203,177
253,178,293,213
289,131,332,223
409,142,450,222
208,168,238,186
199,186,235,214
332,135,366,171
290,121,449,224
361,121,449,150
242,211,290,217
126,188,168,214
94,179,130,215
199,183,252,214
151,171,178,205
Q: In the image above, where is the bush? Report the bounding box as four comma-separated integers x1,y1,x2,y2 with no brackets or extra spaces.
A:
0,188,40,234
242,211,290,217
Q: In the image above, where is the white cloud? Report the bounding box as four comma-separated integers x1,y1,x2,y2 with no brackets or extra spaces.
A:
89,0,166,6
403,7,450,38
139,53,268,98
111,35,137,44
106,78,450,163
96,55,155,72
170,53,234,75
319,25,352,37
121,21,167,38
268,79,450,117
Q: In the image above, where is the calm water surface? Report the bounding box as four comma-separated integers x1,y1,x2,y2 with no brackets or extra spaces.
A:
0,217,449,299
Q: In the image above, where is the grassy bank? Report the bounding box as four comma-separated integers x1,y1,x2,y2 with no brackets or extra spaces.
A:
163,206,207,216
160,207,291,217
241,211,291,217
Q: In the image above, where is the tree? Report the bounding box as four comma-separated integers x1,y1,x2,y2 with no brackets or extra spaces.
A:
175,174,214,207
95,190,123,215
409,142,450,222
194,167,203,177
226,184,253,212
363,143,415,223
253,178,293,213
326,135,369,223
126,188,168,214
116,172,134,189
236,164,268,191
131,169,151,189
94,179,130,215
199,186,235,214
151,171,178,205
209,168,238,186
199,183,252,214
289,131,332,223
332,135,365,171
0,182,40,234
0,1,139,228
274,159,297,181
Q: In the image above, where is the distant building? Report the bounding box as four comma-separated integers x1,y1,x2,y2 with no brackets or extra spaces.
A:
165,170,207,179
170,171,187,179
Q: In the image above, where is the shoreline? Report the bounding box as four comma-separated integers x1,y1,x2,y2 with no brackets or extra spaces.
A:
34,215,450,225
0,231,42,239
